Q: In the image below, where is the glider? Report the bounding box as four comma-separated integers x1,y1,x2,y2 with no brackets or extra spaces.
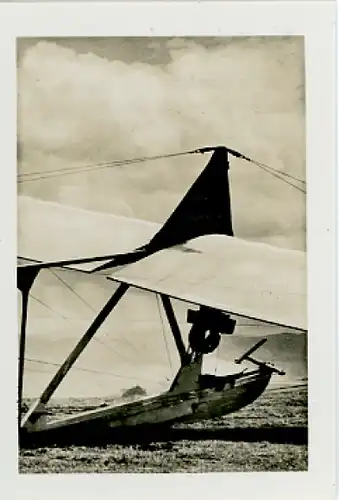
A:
17,146,307,445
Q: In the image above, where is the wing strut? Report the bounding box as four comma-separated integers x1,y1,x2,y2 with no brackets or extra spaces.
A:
21,282,129,430
17,265,41,425
160,295,188,365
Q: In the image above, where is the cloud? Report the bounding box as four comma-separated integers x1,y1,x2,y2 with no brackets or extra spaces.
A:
18,36,306,250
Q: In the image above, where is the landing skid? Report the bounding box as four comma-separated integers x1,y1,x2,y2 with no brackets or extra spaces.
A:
20,366,273,447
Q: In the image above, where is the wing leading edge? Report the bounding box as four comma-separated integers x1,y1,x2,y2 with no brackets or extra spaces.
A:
18,195,160,272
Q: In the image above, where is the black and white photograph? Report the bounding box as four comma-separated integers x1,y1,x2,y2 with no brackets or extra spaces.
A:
0,1,335,498
17,34,308,473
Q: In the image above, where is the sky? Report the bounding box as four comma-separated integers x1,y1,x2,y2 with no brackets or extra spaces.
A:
16,37,307,398
17,36,306,250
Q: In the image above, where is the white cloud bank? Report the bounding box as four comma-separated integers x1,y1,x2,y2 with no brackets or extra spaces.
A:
18,36,306,250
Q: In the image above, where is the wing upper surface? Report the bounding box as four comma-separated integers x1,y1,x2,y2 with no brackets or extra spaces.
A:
108,235,307,331
18,196,307,331
18,195,160,271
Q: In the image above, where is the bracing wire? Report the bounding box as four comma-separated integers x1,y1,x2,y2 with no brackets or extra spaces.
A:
48,268,143,358
18,159,127,178
214,343,221,375
247,158,306,194
24,357,161,385
31,290,133,365
49,268,97,313
17,145,306,195
251,159,306,184
30,294,72,322
24,268,156,386
18,161,133,183
25,367,52,375
155,293,174,378
47,268,134,362
17,150,197,183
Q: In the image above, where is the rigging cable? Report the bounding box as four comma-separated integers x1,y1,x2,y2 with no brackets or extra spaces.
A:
29,293,136,368
214,343,221,375
23,270,158,386
156,293,174,379
29,295,123,354
17,145,306,195
17,150,198,183
196,146,306,193
250,159,306,184
247,158,306,194
24,357,161,385
48,268,142,360
30,294,72,323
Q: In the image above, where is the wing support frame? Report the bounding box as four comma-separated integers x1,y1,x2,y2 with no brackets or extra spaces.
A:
159,294,188,366
17,265,41,426
20,282,129,430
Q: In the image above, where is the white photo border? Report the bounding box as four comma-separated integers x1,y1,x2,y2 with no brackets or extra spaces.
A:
0,2,336,500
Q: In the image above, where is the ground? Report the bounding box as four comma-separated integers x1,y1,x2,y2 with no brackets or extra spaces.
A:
19,386,307,473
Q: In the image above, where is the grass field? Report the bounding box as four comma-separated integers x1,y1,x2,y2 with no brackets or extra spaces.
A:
19,385,307,473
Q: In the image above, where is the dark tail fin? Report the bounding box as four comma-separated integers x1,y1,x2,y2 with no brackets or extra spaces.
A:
146,146,233,251
94,147,233,272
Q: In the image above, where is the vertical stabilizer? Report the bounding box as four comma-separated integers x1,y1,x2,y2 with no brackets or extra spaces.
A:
145,146,233,252
93,147,233,271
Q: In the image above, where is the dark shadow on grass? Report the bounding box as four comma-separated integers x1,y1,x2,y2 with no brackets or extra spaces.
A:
20,423,307,449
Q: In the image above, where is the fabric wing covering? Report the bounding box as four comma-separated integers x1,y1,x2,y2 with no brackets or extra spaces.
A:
18,195,307,331
108,234,307,332
17,195,160,272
